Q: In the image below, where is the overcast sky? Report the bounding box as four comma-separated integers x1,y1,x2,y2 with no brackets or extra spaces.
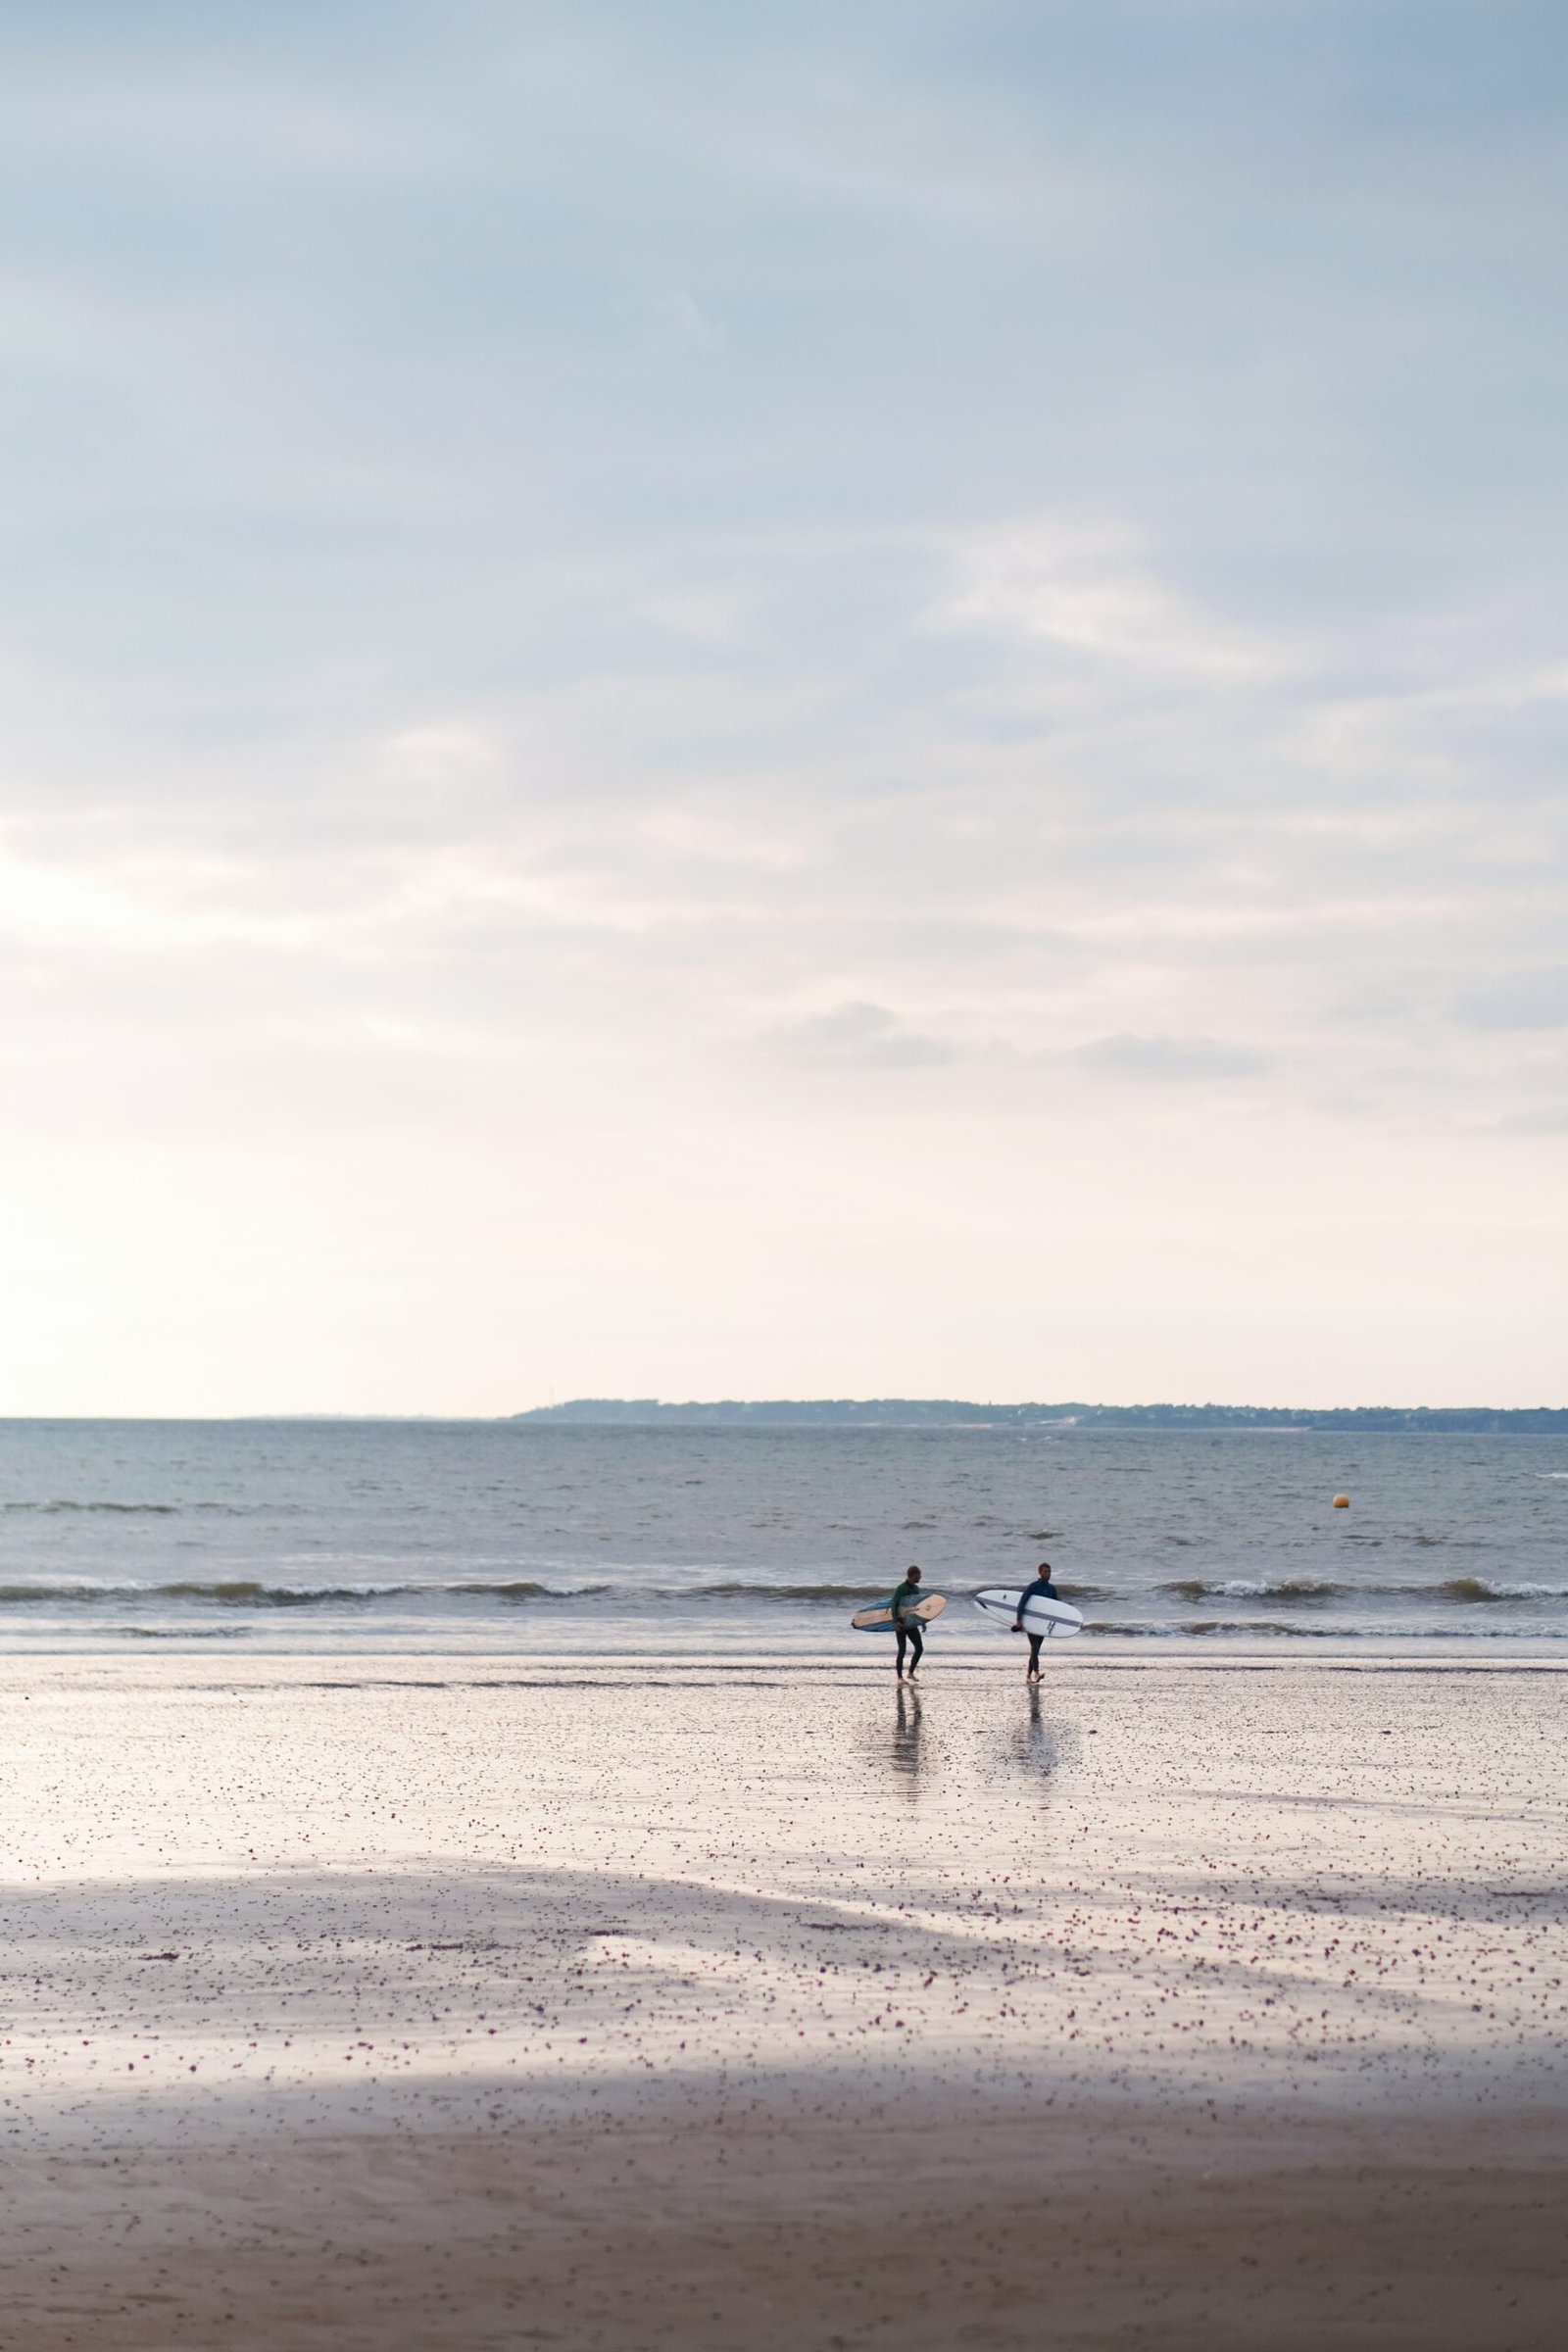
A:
2,1,1565,1412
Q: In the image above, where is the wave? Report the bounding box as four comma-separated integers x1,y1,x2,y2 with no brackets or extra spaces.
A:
1086,1619,1568,1640
464,1580,1037,1605
1090,1620,1346,1639
1156,1575,1566,1606
1429,1578,1567,1603
0,1578,582,1608
0,1576,885,1609
449,1580,570,1601
651,1580,879,1601
0,1584,133,1605
0,1574,1097,1613
0,1579,529,1608
117,1626,254,1641
0,1576,856,1608
1158,1578,1348,1601
161,1581,391,1608
0,1498,295,1517
0,1579,399,1608
1,1499,180,1515
0,1574,1560,1624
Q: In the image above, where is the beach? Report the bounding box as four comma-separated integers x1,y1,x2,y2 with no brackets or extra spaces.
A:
3,1649,1564,2344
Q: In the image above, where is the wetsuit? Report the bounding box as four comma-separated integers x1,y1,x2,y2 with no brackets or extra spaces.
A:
889,1578,924,1675
1015,1573,1059,1672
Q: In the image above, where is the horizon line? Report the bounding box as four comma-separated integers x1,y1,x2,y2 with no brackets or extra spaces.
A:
2,1397,1564,1424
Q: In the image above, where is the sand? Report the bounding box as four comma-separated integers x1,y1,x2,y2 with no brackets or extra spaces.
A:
1,1652,1564,2345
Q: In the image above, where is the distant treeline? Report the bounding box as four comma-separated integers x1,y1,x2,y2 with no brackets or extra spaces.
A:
512,1398,1568,1434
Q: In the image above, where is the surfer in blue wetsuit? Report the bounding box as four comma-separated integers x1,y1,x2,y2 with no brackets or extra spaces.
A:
890,1566,924,1680
1013,1562,1059,1683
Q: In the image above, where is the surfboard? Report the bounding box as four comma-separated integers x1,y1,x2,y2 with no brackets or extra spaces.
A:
851,1593,948,1633
971,1588,1083,1638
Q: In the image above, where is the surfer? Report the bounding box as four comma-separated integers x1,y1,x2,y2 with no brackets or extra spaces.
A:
890,1566,925,1680
1013,1561,1059,1682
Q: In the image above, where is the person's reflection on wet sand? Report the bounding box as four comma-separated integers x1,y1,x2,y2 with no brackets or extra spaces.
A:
1013,1684,1081,1782
891,1681,926,1795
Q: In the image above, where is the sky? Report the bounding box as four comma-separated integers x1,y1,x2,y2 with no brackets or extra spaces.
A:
1,0,1566,1414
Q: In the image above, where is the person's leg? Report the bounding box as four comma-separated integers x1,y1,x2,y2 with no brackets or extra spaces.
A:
1027,1633,1044,1680
907,1624,923,1676
895,1627,908,1678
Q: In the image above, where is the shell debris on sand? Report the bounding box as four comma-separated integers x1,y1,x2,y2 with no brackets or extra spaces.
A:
0,1652,1564,2138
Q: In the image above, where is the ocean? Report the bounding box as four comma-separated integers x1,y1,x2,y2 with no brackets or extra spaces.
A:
0,1417,1563,1656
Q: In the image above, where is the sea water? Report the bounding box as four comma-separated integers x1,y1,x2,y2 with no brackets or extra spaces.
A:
0,1418,1564,1657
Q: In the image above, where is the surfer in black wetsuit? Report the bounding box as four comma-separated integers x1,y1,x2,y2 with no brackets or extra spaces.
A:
890,1566,924,1680
1013,1562,1059,1683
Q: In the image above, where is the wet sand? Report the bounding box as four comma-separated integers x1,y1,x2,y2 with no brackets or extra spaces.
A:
6,2092,1565,2349
2,1653,1565,2344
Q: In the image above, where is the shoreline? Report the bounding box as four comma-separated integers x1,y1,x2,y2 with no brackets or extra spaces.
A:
5,1644,1568,1674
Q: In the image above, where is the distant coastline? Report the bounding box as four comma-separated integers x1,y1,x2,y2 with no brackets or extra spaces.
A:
511,1398,1568,1433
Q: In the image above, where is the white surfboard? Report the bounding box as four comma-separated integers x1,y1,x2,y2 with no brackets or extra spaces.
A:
972,1588,1083,1638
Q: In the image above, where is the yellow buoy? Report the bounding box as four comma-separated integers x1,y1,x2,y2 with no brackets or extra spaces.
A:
1332,1494,1350,1509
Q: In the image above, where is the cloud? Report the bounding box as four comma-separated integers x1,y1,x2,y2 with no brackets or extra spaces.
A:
1452,968,1568,1031
767,1002,957,1068
944,519,1273,681
1074,1034,1269,1083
